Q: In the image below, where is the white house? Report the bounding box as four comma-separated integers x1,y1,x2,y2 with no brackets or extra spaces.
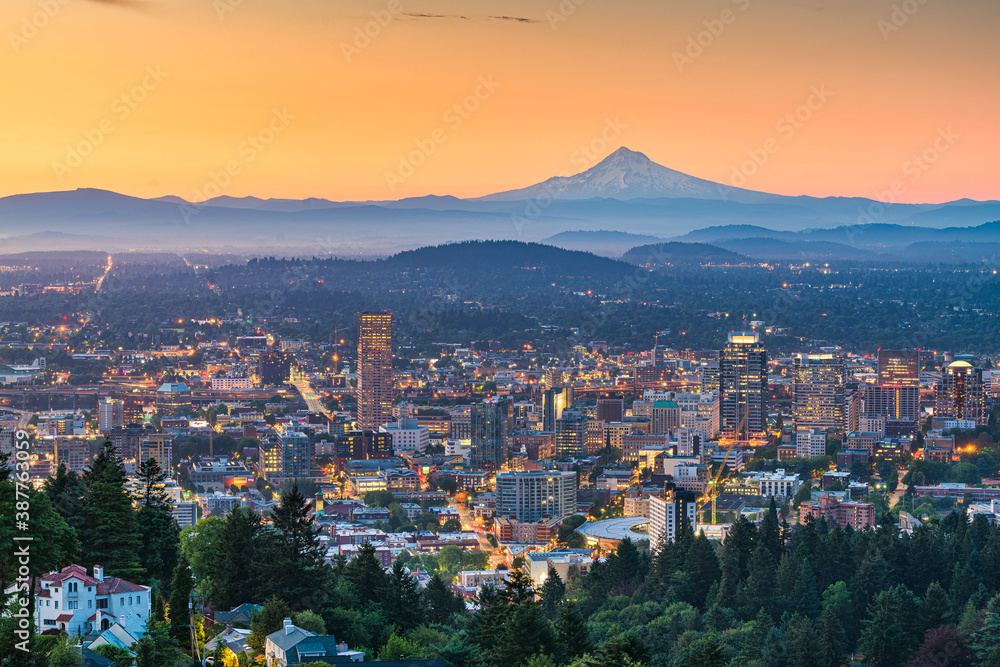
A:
7,564,151,639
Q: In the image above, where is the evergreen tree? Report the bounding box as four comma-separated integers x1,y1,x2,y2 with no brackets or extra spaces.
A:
792,556,821,618
344,542,388,605
167,555,193,653
136,505,179,585
135,457,168,507
43,463,87,537
270,484,327,610
133,619,185,667
424,572,465,624
919,581,953,632
556,600,593,660
971,593,1000,663
816,605,847,666
738,541,778,620
683,531,721,608
758,498,784,561
82,443,144,581
540,566,566,618
565,564,583,601
783,613,822,667
211,506,264,609
380,559,425,631
859,584,920,667
492,601,558,666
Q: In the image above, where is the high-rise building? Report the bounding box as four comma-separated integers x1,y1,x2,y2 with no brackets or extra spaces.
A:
138,435,173,471
542,386,573,431
936,361,986,424
496,470,577,522
98,398,123,434
861,385,919,429
471,397,513,472
356,312,394,431
719,332,768,438
155,383,191,418
258,350,293,385
648,489,698,546
123,397,144,425
793,354,844,433
555,409,586,459
334,429,393,460
259,429,313,480
650,401,681,434
877,349,920,387
596,397,624,424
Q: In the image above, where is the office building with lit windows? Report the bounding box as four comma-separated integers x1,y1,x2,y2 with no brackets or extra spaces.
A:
719,332,768,438
793,353,844,433
877,349,920,387
936,361,986,425
356,312,394,431
471,396,513,472
496,470,577,522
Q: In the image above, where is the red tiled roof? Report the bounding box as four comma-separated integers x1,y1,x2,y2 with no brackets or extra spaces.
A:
87,611,113,622
97,578,148,595
55,614,73,622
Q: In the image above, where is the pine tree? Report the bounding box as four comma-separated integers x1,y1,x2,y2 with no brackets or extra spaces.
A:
492,601,558,665
738,541,778,620
540,566,566,619
136,505,179,586
565,564,582,601
816,604,848,666
379,559,425,631
971,593,1000,663
683,531,721,609
167,555,193,653
344,542,388,605
556,600,593,660
43,463,87,537
211,506,264,609
919,581,953,632
792,556,821,618
859,584,920,667
270,484,327,610
783,613,822,667
135,457,168,508
758,498,784,561
425,572,464,624
82,443,144,581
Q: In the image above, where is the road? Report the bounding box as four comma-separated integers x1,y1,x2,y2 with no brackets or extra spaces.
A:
290,376,329,417
450,497,502,566
1,407,34,430
95,255,113,293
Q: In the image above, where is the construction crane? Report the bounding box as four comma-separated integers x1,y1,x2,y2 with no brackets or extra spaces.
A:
703,406,750,525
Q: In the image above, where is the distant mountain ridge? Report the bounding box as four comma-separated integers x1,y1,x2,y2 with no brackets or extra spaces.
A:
1,146,998,255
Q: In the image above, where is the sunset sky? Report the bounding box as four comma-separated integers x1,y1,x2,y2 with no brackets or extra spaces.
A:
1,0,997,203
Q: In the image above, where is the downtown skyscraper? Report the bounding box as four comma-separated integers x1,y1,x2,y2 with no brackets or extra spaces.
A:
471,396,513,472
719,331,768,439
356,311,393,431
793,353,845,432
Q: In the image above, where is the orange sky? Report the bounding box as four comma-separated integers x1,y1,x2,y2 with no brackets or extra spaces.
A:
0,0,997,203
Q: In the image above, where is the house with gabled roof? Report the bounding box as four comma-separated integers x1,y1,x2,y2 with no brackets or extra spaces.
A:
3,564,150,639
